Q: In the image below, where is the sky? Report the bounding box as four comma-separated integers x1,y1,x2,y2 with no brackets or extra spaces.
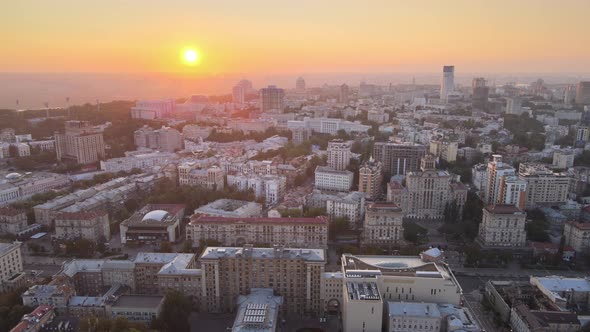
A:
1,0,590,75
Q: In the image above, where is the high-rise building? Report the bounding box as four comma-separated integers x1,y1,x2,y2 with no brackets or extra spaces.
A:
576,125,590,143
498,176,527,209
564,84,577,105
575,81,590,105
260,85,285,112
505,97,523,115
0,242,25,293
518,163,570,209
296,77,306,91
477,205,526,248
485,155,516,206
314,166,354,192
55,121,105,164
339,84,350,103
327,139,351,171
373,142,427,177
232,84,245,104
472,77,489,109
134,126,182,152
440,65,455,100
358,158,383,201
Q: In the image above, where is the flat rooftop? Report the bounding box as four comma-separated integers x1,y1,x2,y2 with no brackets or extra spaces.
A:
346,281,381,301
201,246,325,262
388,302,441,318
112,295,164,309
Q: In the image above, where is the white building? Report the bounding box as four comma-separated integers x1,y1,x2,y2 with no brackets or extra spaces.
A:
563,221,590,255
287,117,370,135
0,242,24,292
387,302,442,332
440,66,455,101
327,139,351,171
325,191,366,227
477,205,527,248
552,149,575,169
314,166,353,192
0,172,70,207
100,152,176,173
226,173,286,206
131,99,175,120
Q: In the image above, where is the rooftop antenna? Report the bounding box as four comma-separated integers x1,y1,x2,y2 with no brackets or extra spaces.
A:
44,102,49,118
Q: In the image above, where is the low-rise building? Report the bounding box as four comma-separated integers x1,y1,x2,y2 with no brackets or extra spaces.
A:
0,242,25,292
186,215,328,248
120,204,185,245
107,295,164,325
9,305,55,332
386,302,442,332
21,277,76,311
54,210,111,242
178,163,225,190
362,202,404,248
343,281,383,332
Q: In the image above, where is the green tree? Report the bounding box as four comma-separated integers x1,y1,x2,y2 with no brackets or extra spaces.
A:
150,290,192,332
159,242,173,253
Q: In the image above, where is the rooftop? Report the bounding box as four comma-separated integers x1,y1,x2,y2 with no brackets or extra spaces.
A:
388,302,441,318
484,204,524,214
200,246,325,262
112,295,164,309
190,215,328,226
345,281,381,301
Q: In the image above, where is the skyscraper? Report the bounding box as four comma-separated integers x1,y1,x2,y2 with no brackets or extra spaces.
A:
232,85,245,104
260,85,285,112
575,81,590,105
55,121,105,164
471,77,489,109
440,66,455,100
339,84,350,103
296,77,306,91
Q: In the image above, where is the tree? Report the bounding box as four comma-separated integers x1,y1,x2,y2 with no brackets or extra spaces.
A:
159,241,173,253
65,238,95,258
150,290,192,332
0,287,32,332
403,222,427,244
329,216,351,240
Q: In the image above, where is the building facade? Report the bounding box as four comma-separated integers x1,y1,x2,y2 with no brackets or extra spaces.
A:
563,221,590,255
260,85,285,112
327,139,351,171
0,207,28,235
359,158,383,201
55,121,105,164
373,142,427,177
477,205,527,248
54,210,111,243
314,166,353,192
362,202,404,247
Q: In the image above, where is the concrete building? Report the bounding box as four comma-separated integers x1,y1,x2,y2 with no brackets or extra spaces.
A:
343,280,383,332
226,173,286,207
295,77,306,91
314,166,353,192
388,155,467,220
327,139,351,171
552,150,575,169
321,272,343,314
182,124,211,141
518,163,570,209
387,302,442,332
472,77,489,109
498,176,527,210
21,278,76,312
308,190,366,227
131,99,174,120
194,199,262,218
260,85,285,112
287,117,370,135
178,163,225,190
477,205,527,248
120,204,185,245
358,158,383,201
290,127,311,145
575,81,590,105
232,84,246,104
231,288,283,332
440,66,455,101
0,207,28,236
186,215,328,248
108,295,164,325
430,140,458,163
362,202,404,248
530,276,590,311
54,210,111,242
339,84,350,103
563,221,590,255
510,303,581,332
373,142,427,177
133,252,199,296
100,151,176,173
485,155,516,206
0,242,25,293
199,246,325,314
55,120,105,164
506,97,523,115
0,172,70,207
134,125,182,152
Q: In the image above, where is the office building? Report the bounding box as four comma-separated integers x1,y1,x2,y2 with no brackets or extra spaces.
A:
232,84,246,104
575,81,590,105
199,246,325,314
472,77,489,109
295,77,306,91
120,204,185,245
358,158,383,201
327,139,351,171
339,84,350,103
55,121,105,164
187,215,328,248
260,85,285,112
287,117,370,135
231,288,283,332
563,221,590,255
361,202,404,247
0,207,28,236
54,210,111,242
0,242,25,293
440,66,455,101
477,205,526,248
518,163,570,209
506,97,523,115
373,142,427,177
314,166,353,192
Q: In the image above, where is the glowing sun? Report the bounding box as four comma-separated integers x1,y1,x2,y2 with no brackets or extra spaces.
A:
182,49,199,65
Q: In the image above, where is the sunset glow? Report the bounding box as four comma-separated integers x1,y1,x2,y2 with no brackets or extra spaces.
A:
182,49,199,66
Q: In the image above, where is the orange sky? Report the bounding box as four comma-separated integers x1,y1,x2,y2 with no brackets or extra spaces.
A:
2,0,590,74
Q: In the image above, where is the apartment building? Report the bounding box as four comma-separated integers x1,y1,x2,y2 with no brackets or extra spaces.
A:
199,245,325,315
186,215,328,248
133,253,200,297
0,207,28,235
193,199,262,218
359,158,383,201
485,155,516,206
314,166,353,192
308,190,366,227
477,205,527,248
327,139,351,171
0,172,69,207
178,163,225,190
226,173,286,206
563,221,590,255
0,242,25,293
373,142,427,177
362,202,404,247
386,302,442,332
134,125,182,152
54,210,111,243
55,120,105,164
518,163,570,209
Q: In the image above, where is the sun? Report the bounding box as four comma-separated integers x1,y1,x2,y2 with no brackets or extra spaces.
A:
182,49,199,65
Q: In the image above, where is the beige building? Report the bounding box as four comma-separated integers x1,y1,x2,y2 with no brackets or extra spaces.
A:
373,142,427,177
54,210,111,242
342,280,383,332
55,120,105,164
486,155,516,206
387,302,442,332
178,164,225,190
389,155,467,220
430,140,458,163
107,295,164,325
477,205,527,248
327,139,351,171
362,202,404,247
552,150,575,169
563,221,590,255
199,245,325,315
321,272,343,314
510,303,581,332
518,163,570,209
186,215,328,248
0,242,25,292
0,207,28,236
359,158,383,201
21,277,75,311
120,204,184,245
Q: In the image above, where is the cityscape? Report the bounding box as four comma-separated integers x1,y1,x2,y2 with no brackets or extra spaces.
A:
1,1,590,332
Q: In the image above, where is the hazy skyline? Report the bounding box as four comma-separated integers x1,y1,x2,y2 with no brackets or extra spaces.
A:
2,0,590,74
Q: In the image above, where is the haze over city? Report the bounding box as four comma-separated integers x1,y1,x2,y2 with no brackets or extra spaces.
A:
1,1,590,332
